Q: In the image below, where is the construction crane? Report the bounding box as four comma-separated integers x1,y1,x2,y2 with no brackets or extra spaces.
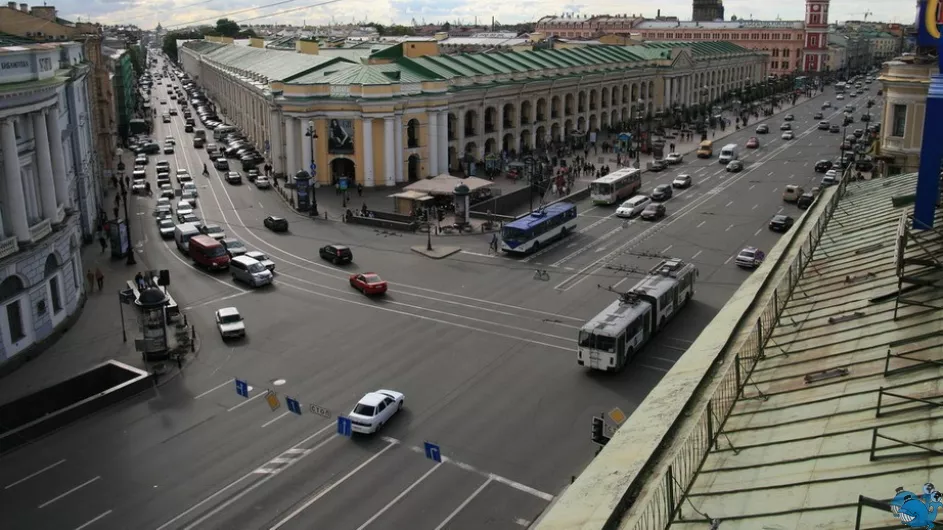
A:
861,11,873,21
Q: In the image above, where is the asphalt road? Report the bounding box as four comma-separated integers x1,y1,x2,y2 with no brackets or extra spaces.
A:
0,63,882,530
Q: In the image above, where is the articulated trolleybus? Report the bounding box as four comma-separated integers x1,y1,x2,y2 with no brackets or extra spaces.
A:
501,202,578,254
590,168,642,205
578,258,697,372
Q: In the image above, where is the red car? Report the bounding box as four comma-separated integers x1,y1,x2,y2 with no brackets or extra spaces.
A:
746,137,759,149
349,272,388,295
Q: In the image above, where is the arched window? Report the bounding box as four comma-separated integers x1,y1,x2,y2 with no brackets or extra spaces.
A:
45,254,63,314
0,276,27,343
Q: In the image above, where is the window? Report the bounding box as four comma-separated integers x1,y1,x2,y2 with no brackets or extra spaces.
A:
6,299,24,342
772,49,779,57
49,276,62,313
892,104,907,137
783,49,790,58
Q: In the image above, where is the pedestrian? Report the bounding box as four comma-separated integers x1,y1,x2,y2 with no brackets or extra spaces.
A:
99,233,108,253
95,268,104,291
357,183,363,197
113,206,119,219
490,233,499,254
86,269,95,292
345,190,351,203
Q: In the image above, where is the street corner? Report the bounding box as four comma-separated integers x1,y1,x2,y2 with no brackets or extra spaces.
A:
411,245,462,259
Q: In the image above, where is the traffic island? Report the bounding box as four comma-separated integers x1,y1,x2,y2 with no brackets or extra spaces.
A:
411,245,461,259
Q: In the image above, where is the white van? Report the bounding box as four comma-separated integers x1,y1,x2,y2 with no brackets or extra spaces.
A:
213,125,237,141
174,222,201,252
231,255,273,287
718,143,739,164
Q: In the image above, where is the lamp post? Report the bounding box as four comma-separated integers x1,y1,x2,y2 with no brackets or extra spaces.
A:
634,99,644,169
122,185,135,265
304,120,319,217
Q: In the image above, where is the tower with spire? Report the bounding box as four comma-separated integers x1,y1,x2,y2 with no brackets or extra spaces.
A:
802,0,830,72
692,0,725,22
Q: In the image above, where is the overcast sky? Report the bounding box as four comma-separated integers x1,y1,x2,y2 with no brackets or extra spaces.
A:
56,0,911,31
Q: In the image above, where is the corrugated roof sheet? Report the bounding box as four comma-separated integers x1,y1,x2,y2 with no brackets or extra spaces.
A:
669,173,943,530
200,43,343,82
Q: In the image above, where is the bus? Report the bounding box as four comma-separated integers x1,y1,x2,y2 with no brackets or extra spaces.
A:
589,168,642,205
835,82,847,93
501,202,578,254
577,258,697,372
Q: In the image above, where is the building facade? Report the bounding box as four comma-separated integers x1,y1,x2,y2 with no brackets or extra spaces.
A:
537,0,833,76
105,48,138,142
878,58,937,175
692,0,724,22
0,40,100,364
180,39,766,187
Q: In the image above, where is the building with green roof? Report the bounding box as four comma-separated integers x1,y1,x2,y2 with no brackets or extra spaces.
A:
180,38,766,187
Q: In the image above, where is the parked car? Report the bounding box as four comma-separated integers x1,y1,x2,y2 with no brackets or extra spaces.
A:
254,175,272,189
814,160,833,173
221,238,248,257
244,250,275,272
319,244,353,264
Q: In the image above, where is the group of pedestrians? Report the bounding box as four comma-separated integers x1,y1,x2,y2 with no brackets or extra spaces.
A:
85,268,105,292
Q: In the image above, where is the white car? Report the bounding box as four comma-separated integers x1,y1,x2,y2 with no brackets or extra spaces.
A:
158,218,175,239
616,196,651,218
672,174,692,188
825,169,838,179
735,247,764,269
836,94,845,100
255,175,272,189
781,131,794,140
215,307,246,339
164,136,175,145
665,152,683,165
348,390,405,434
244,250,275,272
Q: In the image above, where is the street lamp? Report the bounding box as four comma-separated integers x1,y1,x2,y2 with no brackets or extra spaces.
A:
122,186,135,265
304,120,319,217
634,99,644,169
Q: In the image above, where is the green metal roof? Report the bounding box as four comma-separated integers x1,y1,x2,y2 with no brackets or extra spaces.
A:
198,42,350,82
637,41,756,57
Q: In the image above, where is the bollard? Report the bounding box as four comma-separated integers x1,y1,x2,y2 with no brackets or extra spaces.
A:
190,325,196,352
183,313,188,326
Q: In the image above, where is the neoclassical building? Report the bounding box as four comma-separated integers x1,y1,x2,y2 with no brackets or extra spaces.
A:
0,39,100,363
180,38,766,187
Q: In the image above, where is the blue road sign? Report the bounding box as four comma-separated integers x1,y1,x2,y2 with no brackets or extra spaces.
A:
424,442,442,463
337,416,352,437
286,396,302,415
310,162,317,172
235,379,249,398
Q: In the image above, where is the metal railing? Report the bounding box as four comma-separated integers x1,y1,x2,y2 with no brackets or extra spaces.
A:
0,236,19,260
628,173,853,530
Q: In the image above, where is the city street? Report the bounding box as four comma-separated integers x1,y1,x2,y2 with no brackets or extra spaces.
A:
0,69,881,530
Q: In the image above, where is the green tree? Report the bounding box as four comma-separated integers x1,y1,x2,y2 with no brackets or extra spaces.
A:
162,30,204,63
215,18,241,38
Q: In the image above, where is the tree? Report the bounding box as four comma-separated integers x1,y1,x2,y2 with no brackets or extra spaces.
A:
162,30,204,63
215,18,241,38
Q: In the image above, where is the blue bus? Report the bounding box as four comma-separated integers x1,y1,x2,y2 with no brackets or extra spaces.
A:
501,202,578,254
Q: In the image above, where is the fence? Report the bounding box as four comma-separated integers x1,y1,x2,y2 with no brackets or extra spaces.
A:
627,172,853,529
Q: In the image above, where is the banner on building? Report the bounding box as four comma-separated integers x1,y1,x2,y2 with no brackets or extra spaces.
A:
328,119,355,154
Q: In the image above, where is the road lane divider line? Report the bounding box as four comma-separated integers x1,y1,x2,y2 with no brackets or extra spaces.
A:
268,441,397,530
692,250,702,260
194,379,234,400
38,476,100,509
434,477,494,530
554,114,827,292
355,463,443,530
5,459,66,490
275,280,573,352
73,510,113,530
182,290,252,310
261,411,290,428
158,423,336,530
227,392,265,412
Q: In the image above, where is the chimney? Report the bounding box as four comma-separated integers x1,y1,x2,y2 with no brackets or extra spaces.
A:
19,3,27,11
6,2,15,9
657,9,661,18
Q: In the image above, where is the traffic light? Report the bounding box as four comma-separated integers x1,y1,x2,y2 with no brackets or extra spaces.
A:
591,415,609,447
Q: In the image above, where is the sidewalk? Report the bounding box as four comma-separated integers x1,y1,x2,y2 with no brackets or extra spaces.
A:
0,162,192,404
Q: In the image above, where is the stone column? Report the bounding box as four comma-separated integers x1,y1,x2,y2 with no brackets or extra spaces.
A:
394,114,404,183
300,119,312,177
384,117,395,187
285,117,297,176
455,112,464,173
427,114,438,177
46,107,70,209
33,111,59,220
1,119,30,242
362,117,374,187
436,111,448,175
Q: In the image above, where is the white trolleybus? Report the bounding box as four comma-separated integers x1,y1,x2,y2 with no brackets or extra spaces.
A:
500,202,578,254
577,258,698,372
590,168,642,205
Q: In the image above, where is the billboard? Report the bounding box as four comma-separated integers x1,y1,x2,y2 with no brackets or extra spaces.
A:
328,119,354,154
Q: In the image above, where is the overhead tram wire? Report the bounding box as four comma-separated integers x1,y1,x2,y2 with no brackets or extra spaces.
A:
165,0,316,29
228,0,342,24
119,0,220,23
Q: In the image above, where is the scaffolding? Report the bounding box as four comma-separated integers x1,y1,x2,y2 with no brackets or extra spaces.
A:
893,211,943,320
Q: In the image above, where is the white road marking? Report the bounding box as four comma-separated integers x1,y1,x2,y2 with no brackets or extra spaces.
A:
182,290,252,310
460,250,497,258
639,364,669,373
752,204,758,210
754,228,763,236
725,201,733,208
159,424,337,530
38,476,100,508
227,392,265,412
73,510,113,530
515,518,532,526
595,246,607,253
662,244,673,253
692,250,702,260
434,478,494,530
581,206,598,215
268,442,397,529
355,463,443,530
194,379,234,400
748,184,755,190
261,411,290,428
5,459,67,489
725,224,734,232
696,220,706,228
772,188,778,193
724,255,734,265
777,207,784,213
768,171,774,176
612,277,630,289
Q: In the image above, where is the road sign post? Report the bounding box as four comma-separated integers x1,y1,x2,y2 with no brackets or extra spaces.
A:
309,404,331,418
337,416,352,437
265,391,281,411
424,442,442,463
235,379,249,398
286,397,302,415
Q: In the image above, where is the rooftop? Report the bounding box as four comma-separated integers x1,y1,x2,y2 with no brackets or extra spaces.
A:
635,19,805,30
670,172,943,529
